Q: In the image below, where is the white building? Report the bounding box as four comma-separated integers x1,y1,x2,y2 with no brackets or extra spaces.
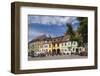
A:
60,41,78,55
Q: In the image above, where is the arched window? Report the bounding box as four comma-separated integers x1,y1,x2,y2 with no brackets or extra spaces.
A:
62,43,63,46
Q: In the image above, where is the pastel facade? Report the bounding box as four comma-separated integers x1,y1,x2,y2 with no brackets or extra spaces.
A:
28,41,39,53
28,35,79,55
60,41,78,55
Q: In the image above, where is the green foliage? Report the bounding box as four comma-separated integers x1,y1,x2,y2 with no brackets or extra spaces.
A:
65,17,88,47
65,23,75,41
77,17,88,45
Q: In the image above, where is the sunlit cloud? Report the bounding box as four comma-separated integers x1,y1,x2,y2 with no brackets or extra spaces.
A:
28,29,44,41
28,15,77,26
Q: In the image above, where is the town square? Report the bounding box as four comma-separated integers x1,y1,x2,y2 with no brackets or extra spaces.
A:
28,15,88,60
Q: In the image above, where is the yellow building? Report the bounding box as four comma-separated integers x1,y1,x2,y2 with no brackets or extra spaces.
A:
28,35,78,55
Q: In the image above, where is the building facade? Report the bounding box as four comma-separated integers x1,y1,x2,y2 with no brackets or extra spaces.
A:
28,34,79,56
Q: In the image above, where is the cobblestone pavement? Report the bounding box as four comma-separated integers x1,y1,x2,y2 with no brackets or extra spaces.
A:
28,55,87,61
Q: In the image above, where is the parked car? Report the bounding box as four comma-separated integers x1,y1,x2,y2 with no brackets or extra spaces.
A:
31,51,47,57
79,51,87,56
79,47,87,56
38,51,46,57
61,50,71,55
31,51,38,57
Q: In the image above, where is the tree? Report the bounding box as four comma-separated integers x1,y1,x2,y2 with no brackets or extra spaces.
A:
77,17,88,46
65,23,75,41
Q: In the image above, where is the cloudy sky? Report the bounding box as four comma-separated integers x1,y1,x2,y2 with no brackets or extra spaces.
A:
28,15,80,42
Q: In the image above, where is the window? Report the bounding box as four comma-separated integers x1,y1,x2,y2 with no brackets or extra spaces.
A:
62,43,63,46
73,42,76,45
53,44,55,47
40,45,42,48
73,48,74,51
69,42,71,45
45,41,47,43
44,44,48,48
54,39,56,41
65,43,66,46
49,44,51,48
80,48,81,51
46,49,48,51
57,44,59,47
68,42,71,46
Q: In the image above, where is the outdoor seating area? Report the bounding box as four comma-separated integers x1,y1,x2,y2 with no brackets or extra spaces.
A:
28,47,87,58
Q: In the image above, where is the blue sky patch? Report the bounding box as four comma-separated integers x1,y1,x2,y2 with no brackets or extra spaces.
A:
28,15,80,42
